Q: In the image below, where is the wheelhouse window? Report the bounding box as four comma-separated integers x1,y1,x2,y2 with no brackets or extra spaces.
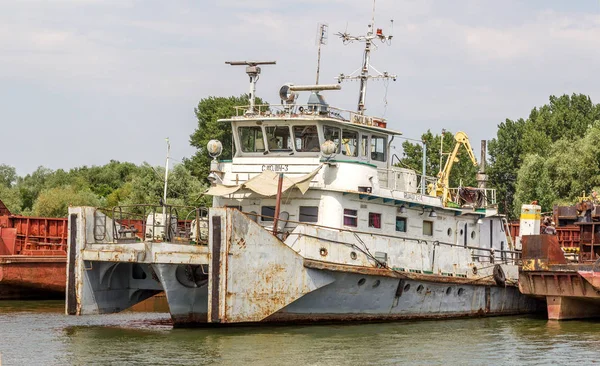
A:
299,206,319,223
343,209,358,227
293,125,320,152
423,220,433,236
323,126,341,153
341,130,358,157
361,134,369,157
371,135,386,162
396,217,407,232
265,126,293,151
368,212,381,229
261,206,275,222
239,126,265,153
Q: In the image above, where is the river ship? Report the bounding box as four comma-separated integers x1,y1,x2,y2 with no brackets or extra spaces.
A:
65,15,540,325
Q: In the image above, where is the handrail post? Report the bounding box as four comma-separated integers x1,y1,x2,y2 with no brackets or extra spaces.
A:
272,173,284,235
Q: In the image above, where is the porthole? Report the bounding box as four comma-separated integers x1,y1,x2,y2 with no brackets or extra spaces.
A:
373,280,381,288
350,251,357,260
358,278,366,286
471,231,476,239
460,229,464,235
416,285,424,293
403,283,411,292
472,266,478,275
447,228,452,236
458,288,465,296
446,287,452,295
319,247,328,257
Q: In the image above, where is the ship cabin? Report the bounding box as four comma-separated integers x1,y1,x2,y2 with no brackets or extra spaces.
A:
207,100,505,256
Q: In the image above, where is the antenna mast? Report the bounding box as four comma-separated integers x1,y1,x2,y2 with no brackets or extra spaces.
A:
162,137,170,219
315,23,328,85
225,60,276,114
336,1,396,114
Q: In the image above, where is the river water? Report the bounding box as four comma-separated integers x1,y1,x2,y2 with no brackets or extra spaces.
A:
1,301,600,365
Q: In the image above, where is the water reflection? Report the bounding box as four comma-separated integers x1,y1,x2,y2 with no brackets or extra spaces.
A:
2,301,600,366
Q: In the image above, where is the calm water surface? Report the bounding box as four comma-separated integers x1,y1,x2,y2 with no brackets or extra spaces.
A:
1,301,600,365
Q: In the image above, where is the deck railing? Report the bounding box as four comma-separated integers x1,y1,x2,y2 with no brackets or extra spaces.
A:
232,104,388,128
93,205,209,244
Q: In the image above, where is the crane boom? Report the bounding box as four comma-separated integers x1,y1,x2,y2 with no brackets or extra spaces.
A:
429,131,479,206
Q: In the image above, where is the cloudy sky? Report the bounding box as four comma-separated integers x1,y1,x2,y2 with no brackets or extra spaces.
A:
1,0,599,175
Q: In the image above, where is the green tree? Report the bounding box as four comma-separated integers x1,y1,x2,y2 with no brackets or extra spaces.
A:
513,154,556,216
488,93,600,217
0,185,22,214
32,185,102,217
185,95,266,182
0,164,17,188
17,166,53,212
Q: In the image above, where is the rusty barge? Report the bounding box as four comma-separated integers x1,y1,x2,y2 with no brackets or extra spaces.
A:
519,202,600,320
0,200,67,300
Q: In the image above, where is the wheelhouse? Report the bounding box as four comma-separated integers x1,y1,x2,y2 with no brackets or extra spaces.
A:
230,118,396,167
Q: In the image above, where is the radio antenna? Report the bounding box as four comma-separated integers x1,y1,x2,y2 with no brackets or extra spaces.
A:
315,23,328,85
225,60,276,114
336,0,396,114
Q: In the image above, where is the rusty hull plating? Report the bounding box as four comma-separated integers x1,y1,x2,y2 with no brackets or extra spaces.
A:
519,228,600,320
67,206,540,326
0,206,68,299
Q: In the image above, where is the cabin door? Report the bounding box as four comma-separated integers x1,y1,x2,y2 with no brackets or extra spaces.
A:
455,220,468,247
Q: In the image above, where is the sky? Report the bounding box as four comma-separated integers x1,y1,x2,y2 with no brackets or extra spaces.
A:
1,0,600,176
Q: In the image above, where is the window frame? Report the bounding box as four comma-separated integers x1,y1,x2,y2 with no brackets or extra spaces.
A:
238,125,266,153
323,125,342,153
395,216,407,232
343,208,358,227
264,125,294,152
368,212,382,229
299,206,319,223
370,134,387,162
292,124,320,153
423,220,434,236
261,206,276,222
341,129,359,157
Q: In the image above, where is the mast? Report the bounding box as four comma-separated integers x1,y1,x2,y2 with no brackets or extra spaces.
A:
162,137,170,219
336,1,396,114
315,23,328,85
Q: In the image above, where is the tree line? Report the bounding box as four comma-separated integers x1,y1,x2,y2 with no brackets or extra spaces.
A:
0,161,210,218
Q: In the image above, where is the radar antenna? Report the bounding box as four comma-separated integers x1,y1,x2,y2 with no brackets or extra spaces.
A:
336,1,396,114
225,60,276,114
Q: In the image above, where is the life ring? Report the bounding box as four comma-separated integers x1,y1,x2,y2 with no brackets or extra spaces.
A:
298,106,304,113
493,264,506,286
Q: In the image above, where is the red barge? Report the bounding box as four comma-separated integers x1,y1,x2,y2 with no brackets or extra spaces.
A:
0,200,67,299
517,202,600,320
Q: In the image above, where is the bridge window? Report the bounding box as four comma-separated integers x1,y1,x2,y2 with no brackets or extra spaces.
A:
261,206,275,222
293,125,320,152
299,206,319,223
396,217,407,232
423,220,433,236
341,130,358,157
361,134,369,157
343,209,358,227
239,126,265,152
371,135,386,162
369,212,381,229
323,126,341,153
265,126,293,151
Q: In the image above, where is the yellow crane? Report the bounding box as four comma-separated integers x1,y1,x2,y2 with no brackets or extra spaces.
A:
428,131,479,206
